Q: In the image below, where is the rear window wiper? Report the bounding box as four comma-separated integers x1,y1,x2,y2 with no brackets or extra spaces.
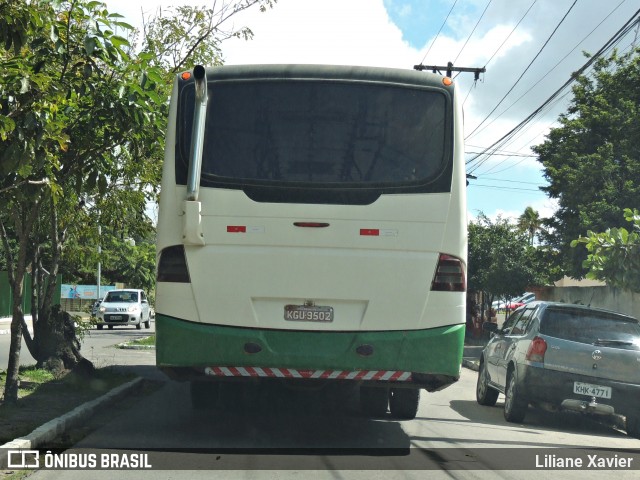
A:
593,338,634,346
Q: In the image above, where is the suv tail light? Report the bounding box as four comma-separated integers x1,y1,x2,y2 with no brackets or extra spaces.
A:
431,254,466,292
526,336,547,363
157,245,191,283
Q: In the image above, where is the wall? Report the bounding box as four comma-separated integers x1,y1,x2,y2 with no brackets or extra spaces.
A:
531,285,640,319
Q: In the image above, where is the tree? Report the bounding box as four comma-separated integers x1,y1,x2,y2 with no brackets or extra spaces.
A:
533,48,640,278
0,0,275,404
468,214,536,307
517,206,542,246
0,0,165,403
572,208,640,292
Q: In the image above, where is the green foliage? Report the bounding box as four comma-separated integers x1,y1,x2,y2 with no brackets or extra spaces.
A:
534,48,640,278
572,208,640,292
469,214,531,300
469,213,559,304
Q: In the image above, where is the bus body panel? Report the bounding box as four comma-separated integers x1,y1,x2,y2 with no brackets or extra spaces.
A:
155,65,467,391
156,313,464,381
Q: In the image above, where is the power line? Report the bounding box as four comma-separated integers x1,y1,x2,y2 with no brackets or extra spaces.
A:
465,0,578,140
468,0,628,142
483,0,537,68
453,0,492,64
465,7,640,174
469,183,546,193
419,0,458,65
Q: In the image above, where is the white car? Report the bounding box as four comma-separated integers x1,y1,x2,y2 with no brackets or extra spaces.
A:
96,289,152,330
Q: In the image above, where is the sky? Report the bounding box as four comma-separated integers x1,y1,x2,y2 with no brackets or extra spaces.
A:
105,0,640,223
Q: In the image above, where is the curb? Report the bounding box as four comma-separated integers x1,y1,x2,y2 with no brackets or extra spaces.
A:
0,377,143,469
116,343,155,350
462,359,479,372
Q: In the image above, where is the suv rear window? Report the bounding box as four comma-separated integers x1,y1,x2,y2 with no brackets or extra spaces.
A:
540,308,640,350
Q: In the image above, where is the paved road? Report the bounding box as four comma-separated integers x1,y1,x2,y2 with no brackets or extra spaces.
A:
0,318,155,370
26,360,640,480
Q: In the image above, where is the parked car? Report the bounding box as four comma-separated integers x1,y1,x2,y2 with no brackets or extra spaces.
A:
476,301,640,438
492,292,535,312
96,289,152,330
505,292,536,310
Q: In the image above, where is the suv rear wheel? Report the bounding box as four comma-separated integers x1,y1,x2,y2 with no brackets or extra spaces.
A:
504,369,528,423
626,413,640,439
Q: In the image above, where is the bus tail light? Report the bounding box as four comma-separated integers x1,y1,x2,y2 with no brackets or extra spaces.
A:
431,254,466,292
157,245,191,283
526,336,547,363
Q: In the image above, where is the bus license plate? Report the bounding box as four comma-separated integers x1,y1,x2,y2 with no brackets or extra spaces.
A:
573,382,612,399
284,305,334,322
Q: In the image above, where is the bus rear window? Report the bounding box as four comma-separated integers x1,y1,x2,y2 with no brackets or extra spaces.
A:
177,80,450,190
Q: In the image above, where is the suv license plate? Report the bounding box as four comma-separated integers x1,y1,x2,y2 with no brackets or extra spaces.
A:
573,382,612,399
284,305,334,322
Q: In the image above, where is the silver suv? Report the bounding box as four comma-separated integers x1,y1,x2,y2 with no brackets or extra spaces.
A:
96,289,152,330
476,301,640,438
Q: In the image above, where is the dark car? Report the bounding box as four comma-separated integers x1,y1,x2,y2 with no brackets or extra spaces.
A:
476,301,640,438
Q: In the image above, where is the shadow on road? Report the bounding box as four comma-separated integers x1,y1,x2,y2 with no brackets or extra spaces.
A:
448,398,629,442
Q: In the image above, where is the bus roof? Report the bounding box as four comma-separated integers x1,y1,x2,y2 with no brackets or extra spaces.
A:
182,64,454,91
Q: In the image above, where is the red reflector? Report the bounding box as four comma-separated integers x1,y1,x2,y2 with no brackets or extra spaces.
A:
360,229,380,236
431,253,466,292
526,336,547,363
227,226,246,233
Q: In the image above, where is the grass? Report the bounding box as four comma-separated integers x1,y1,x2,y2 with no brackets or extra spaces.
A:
121,334,155,347
0,366,135,445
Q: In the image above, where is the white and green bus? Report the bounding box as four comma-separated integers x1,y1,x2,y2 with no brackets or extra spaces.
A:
155,64,467,419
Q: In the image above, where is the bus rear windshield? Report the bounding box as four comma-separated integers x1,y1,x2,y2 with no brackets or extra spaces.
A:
177,80,452,202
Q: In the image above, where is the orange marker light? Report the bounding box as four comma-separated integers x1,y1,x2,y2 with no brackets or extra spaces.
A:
443,77,453,86
181,72,192,80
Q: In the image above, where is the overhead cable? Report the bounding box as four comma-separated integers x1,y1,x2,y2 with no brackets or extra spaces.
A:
466,7,640,174
465,0,578,140
419,0,458,64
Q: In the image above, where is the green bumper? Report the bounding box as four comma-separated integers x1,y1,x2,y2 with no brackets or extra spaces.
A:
156,314,464,379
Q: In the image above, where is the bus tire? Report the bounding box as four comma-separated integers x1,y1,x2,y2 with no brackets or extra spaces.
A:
389,388,420,419
360,386,388,417
190,381,219,410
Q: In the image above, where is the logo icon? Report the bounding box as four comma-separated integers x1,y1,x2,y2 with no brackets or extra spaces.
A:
592,350,602,361
8,450,40,469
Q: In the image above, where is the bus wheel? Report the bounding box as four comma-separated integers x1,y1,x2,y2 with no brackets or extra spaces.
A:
389,388,420,419
190,381,219,410
360,386,388,417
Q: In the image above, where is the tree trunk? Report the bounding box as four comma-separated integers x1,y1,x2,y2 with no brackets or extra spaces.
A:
3,287,24,404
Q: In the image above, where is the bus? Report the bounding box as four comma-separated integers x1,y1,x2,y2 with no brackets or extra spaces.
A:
155,64,467,419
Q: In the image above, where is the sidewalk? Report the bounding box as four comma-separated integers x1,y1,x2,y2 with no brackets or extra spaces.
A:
0,315,33,335
0,312,89,335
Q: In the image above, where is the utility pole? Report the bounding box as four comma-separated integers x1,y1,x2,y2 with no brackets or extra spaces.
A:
414,62,485,80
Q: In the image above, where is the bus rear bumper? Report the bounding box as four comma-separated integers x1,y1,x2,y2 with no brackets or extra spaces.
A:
156,314,464,391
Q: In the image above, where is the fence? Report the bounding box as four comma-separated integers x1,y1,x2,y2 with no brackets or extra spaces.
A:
0,271,62,317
